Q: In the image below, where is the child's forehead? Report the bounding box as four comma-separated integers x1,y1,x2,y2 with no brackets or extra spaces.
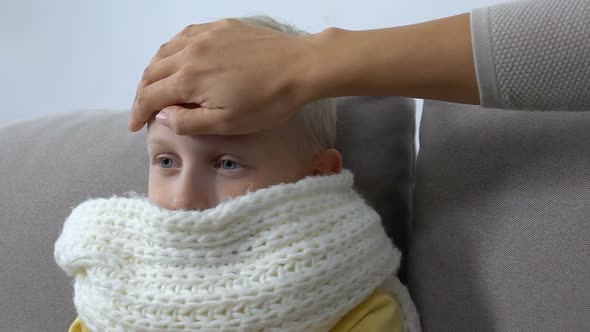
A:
146,120,295,152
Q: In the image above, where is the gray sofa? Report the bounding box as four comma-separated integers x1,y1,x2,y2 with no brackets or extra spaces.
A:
2,95,589,331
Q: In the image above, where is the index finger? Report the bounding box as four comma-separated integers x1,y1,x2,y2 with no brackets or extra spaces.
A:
172,21,216,40
145,22,215,68
128,73,191,132
147,38,189,66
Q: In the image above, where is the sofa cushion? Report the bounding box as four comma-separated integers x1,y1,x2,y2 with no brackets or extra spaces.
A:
0,111,148,332
0,96,415,331
336,97,416,281
410,100,590,331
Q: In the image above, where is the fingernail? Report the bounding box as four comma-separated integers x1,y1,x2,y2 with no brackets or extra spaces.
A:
156,110,170,127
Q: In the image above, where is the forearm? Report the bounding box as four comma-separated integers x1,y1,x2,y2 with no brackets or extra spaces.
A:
302,13,479,105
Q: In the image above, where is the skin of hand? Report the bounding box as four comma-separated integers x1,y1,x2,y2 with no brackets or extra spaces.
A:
130,19,319,135
129,13,479,135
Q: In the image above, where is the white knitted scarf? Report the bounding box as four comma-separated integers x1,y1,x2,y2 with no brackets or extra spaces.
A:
54,170,421,332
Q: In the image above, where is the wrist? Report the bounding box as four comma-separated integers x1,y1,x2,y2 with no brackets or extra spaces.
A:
299,27,397,100
301,28,355,101
291,28,354,104
308,26,412,98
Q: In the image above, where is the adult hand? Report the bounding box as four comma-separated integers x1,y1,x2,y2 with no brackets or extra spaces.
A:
128,19,321,135
128,13,479,134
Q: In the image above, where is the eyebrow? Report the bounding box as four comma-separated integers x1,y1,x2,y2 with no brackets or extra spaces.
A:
146,136,252,161
146,138,171,147
146,137,179,155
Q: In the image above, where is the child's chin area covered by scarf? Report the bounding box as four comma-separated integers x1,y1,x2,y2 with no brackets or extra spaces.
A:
55,171,420,331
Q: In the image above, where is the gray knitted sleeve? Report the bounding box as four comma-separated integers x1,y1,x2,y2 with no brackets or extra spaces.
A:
470,0,590,111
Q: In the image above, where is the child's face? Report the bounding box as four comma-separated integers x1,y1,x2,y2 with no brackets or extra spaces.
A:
147,120,342,211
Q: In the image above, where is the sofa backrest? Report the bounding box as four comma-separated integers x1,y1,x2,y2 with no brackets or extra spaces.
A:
410,100,590,331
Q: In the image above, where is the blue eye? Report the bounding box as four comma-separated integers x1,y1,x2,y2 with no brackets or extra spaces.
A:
220,159,240,170
158,157,176,169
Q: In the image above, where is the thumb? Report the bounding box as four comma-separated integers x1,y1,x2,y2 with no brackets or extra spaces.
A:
157,105,230,135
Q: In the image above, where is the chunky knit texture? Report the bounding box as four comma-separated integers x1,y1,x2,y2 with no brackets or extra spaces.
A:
54,171,421,332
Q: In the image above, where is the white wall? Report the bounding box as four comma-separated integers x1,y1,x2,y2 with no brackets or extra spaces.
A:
1,0,507,141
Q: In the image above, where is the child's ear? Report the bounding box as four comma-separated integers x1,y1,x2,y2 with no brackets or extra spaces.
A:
312,149,343,175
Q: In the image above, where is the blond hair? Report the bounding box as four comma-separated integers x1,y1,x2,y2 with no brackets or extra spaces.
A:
239,16,337,151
